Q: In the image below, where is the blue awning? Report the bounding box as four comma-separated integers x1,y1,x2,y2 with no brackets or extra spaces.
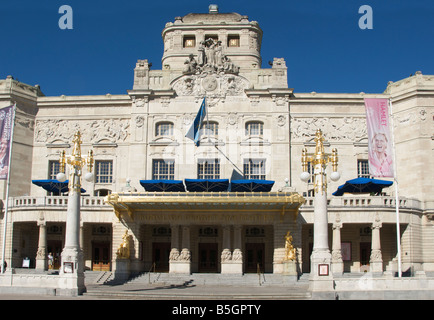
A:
32,179,86,194
184,179,229,192
332,177,393,196
139,180,186,192
230,179,275,192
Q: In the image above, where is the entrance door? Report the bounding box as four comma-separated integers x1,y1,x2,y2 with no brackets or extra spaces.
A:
47,240,62,270
245,243,265,273
92,242,111,271
198,243,218,273
360,242,371,271
152,242,170,272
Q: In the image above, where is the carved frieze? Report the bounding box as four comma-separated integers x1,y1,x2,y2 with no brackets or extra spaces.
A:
291,117,367,142
35,119,130,144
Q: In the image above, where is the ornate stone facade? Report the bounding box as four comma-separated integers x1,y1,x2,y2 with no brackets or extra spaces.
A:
0,6,433,282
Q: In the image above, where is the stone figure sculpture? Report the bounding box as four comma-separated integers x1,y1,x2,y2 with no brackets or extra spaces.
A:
284,231,296,261
116,230,131,259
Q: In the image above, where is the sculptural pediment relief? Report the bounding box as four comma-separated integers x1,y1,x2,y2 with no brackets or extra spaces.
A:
171,37,251,106
171,73,250,106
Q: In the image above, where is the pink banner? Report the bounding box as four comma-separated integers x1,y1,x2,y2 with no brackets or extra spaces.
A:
0,106,14,180
364,98,394,178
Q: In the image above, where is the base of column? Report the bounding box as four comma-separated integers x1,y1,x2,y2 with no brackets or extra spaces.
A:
221,262,243,274
169,261,191,274
114,259,131,282
58,247,85,296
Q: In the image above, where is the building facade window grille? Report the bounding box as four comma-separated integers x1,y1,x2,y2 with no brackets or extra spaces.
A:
156,122,174,137
357,159,371,178
245,121,264,136
243,158,266,180
49,160,60,180
95,160,113,184
198,159,220,179
200,121,218,139
153,159,175,180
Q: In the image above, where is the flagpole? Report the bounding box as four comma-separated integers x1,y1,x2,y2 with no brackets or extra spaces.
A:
389,98,402,278
1,103,16,273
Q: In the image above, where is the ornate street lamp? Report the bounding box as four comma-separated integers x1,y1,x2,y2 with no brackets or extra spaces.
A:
56,131,94,296
300,129,340,285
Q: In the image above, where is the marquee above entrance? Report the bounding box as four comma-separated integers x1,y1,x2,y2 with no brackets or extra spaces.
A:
105,191,305,222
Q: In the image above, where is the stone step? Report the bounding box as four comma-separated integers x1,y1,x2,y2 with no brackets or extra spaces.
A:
128,272,305,287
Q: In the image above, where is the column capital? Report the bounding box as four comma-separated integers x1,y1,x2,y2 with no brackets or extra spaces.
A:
371,215,382,229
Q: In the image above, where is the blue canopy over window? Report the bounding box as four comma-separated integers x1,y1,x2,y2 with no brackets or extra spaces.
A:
230,179,275,192
184,179,229,192
332,177,393,196
139,180,186,192
32,179,86,194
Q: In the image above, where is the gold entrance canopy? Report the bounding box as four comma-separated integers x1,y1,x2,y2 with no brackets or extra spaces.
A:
105,191,305,222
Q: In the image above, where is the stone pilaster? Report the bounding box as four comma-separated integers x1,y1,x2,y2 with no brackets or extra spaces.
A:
331,215,343,275
370,215,383,273
35,220,47,271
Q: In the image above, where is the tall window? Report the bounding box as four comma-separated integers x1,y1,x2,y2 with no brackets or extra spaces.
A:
245,121,264,136
49,160,60,180
357,160,371,178
152,159,175,180
243,159,266,180
198,159,220,179
307,161,314,184
155,122,174,137
95,160,113,184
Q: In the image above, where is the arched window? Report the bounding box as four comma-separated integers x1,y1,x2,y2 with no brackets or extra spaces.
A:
200,121,219,138
156,122,174,136
245,121,264,136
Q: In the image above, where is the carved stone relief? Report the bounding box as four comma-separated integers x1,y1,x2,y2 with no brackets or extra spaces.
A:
291,117,367,142
35,119,130,144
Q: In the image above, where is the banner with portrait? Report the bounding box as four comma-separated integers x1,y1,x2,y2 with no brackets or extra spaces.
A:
364,98,394,178
0,105,14,180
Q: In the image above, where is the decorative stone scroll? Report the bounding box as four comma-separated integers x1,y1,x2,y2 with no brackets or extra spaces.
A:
35,119,130,144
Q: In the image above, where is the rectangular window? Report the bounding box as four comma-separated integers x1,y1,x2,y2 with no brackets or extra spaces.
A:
95,160,113,184
49,160,60,180
183,36,196,48
357,160,371,178
152,159,175,180
243,159,266,180
307,161,314,184
227,35,240,47
198,159,220,179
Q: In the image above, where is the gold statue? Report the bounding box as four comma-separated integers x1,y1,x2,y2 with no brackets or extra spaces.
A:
284,231,296,261
116,230,131,259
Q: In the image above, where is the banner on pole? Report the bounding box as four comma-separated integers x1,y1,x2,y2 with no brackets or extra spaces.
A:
0,105,14,180
364,98,394,178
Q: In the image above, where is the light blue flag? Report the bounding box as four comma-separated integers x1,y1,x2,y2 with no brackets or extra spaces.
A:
185,98,207,146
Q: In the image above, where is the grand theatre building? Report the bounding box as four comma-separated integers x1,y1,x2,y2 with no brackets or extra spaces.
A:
0,6,433,280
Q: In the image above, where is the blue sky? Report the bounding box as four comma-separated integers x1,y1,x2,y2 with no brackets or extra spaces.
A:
1,0,433,96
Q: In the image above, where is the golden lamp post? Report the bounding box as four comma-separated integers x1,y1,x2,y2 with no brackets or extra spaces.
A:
56,131,94,296
300,129,340,287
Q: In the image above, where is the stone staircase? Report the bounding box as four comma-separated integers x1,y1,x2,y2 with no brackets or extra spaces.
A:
83,272,312,299
132,272,303,287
